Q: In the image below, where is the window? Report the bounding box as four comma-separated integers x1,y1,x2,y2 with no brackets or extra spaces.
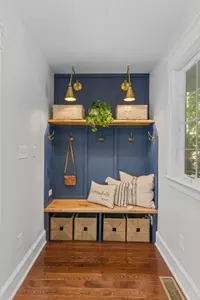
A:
166,24,200,196
184,61,200,179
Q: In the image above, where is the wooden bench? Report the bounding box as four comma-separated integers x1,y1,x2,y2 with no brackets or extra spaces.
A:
44,199,158,214
44,199,158,243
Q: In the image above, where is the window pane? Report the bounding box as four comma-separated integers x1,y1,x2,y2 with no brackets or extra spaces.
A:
198,120,200,148
198,91,200,118
186,64,196,94
185,122,197,148
198,151,200,178
185,150,196,176
198,61,200,89
186,92,196,121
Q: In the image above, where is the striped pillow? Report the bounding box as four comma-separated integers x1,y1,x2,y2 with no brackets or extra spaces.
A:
119,172,155,208
119,172,137,205
105,177,129,207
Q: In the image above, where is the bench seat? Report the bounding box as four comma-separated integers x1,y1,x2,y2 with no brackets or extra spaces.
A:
44,199,158,214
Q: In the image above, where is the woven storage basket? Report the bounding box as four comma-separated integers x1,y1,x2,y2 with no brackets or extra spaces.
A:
74,213,97,241
103,214,126,242
116,105,148,120
127,216,150,242
53,105,85,120
50,214,74,241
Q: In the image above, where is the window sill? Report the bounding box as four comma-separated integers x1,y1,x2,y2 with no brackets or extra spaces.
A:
165,175,200,202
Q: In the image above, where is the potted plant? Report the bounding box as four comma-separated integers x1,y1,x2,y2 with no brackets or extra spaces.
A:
86,100,114,132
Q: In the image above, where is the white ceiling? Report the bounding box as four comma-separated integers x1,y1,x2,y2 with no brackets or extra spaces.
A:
11,0,200,73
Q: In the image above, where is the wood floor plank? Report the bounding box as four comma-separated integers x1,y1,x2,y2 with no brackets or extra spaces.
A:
14,296,169,300
15,286,167,298
13,242,181,300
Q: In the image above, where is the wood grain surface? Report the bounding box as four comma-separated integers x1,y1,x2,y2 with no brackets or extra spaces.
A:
44,199,158,214
13,242,181,300
48,119,155,126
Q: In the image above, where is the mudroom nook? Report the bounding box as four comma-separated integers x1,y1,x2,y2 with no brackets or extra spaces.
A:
44,73,158,243
2,1,199,299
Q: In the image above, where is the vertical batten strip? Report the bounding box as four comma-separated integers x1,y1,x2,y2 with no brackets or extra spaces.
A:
84,127,88,198
113,128,118,178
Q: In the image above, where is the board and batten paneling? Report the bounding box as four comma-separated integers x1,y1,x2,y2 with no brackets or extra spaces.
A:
52,126,87,198
117,127,149,177
148,124,158,209
50,127,153,199
87,127,115,189
47,74,156,200
44,124,53,206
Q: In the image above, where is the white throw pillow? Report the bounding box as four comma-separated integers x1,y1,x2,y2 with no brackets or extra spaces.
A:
119,172,137,205
119,172,155,208
87,181,117,209
105,177,129,207
120,171,136,183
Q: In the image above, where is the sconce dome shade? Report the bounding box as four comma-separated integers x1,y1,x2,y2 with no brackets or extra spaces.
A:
65,85,76,102
124,86,135,102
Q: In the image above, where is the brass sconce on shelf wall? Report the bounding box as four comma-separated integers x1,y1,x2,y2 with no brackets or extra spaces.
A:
121,65,136,102
65,66,82,102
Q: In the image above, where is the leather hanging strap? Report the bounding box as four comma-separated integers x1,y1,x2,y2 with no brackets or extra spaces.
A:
64,138,76,175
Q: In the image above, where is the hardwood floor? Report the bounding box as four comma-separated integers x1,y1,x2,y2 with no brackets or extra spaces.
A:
14,242,175,300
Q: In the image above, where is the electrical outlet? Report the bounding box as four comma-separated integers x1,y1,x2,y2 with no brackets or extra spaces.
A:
179,234,185,251
48,189,52,197
18,145,28,160
17,232,23,250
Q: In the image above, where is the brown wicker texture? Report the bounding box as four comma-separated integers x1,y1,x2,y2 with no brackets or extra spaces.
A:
104,215,126,242
74,215,97,241
116,105,148,120
53,105,85,120
127,217,150,242
50,216,73,241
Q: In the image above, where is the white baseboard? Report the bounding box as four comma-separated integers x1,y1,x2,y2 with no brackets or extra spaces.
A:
0,230,46,300
156,232,200,300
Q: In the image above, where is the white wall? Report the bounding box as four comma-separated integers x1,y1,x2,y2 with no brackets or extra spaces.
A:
0,1,53,299
150,15,200,300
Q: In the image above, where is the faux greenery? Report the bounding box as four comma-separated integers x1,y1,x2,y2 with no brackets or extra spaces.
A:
86,100,114,132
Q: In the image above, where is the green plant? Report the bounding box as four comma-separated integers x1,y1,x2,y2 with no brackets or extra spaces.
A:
86,100,114,132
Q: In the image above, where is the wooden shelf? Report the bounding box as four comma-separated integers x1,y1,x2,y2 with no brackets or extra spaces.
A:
44,199,158,214
48,119,155,126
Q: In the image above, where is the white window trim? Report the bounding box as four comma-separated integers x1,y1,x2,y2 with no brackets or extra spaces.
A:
165,175,200,201
0,22,5,224
167,28,200,200
180,56,200,184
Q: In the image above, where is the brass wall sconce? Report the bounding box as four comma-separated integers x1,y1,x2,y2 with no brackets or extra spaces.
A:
121,65,136,102
65,66,82,102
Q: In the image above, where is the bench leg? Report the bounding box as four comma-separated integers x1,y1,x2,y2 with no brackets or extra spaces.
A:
152,214,158,244
98,213,103,242
44,213,50,241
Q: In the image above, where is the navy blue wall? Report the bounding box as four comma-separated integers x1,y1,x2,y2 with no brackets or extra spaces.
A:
45,74,158,207
148,124,158,209
44,124,53,207
54,74,149,115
